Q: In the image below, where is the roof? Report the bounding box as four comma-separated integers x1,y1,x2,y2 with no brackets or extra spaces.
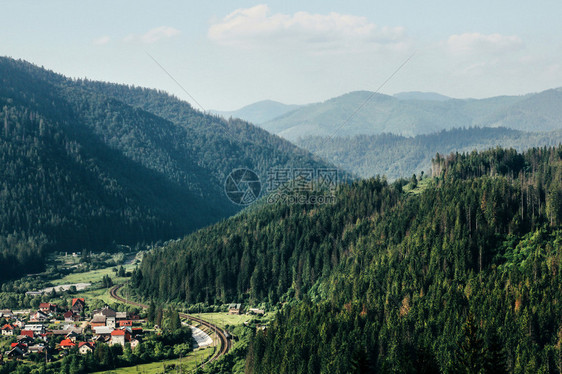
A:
72,298,85,306
111,329,126,336
1,324,14,330
60,339,76,347
78,341,94,349
229,303,242,309
20,330,34,337
91,315,106,323
93,326,114,335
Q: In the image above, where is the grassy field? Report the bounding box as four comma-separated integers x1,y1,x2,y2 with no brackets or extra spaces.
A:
92,347,213,374
51,264,136,286
190,312,256,329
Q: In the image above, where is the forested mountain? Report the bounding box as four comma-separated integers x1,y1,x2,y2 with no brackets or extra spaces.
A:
133,147,562,373
258,89,561,141
212,100,301,124
394,91,451,101
0,57,330,281
297,127,562,179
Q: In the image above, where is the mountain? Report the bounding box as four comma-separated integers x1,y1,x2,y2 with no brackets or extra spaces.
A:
296,127,562,179
0,57,332,281
393,91,451,101
259,89,560,141
211,100,300,124
133,147,562,373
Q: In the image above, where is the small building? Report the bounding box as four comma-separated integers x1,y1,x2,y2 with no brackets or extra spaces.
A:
6,346,24,359
110,329,130,347
228,303,242,315
118,320,132,327
66,331,80,342
1,324,15,336
64,310,80,322
0,309,14,318
90,315,106,327
28,344,45,354
106,316,116,329
71,298,86,314
249,308,265,315
78,342,95,354
13,319,25,329
93,306,116,319
115,311,127,320
59,339,76,349
24,324,46,335
39,303,57,314
30,310,49,323
93,326,114,336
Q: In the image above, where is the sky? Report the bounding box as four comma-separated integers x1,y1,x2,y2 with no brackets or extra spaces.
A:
2,0,562,110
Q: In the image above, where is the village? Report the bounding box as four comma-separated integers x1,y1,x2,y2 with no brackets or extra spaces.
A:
0,298,144,362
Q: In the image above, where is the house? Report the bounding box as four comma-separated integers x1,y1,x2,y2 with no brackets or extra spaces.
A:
71,298,85,313
0,309,14,318
90,315,106,327
115,311,127,320
6,346,24,359
130,338,140,349
228,303,242,315
30,310,49,322
59,339,76,349
131,327,143,337
249,308,265,315
93,326,114,336
93,306,116,318
17,335,34,345
106,316,116,329
27,344,45,354
19,329,34,338
118,320,132,327
1,324,15,336
110,329,131,346
13,319,25,328
64,310,80,322
39,303,57,314
66,331,80,342
10,342,27,353
24,324,46,335
78,342,95,354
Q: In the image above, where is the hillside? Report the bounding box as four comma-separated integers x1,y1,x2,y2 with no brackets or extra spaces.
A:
133,147,562,373
0,57,331,281
297,127,562,179
211,100,301,124
259,89,561,141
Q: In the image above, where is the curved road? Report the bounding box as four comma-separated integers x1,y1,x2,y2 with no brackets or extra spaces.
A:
109,284,231,366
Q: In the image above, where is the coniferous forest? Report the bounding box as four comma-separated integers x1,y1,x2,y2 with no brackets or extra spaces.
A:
134,147,562,373
0,57,329,282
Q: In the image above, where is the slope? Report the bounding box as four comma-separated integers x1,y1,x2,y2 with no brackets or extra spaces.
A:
0,57,332,281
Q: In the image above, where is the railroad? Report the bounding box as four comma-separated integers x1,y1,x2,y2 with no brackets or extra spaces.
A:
109,284,231,367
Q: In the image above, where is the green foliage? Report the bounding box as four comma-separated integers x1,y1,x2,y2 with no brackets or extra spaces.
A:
0,57,332,282
137,146,562,373
297,127,562,179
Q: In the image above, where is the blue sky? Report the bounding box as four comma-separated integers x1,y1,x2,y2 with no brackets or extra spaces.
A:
2,1,562,110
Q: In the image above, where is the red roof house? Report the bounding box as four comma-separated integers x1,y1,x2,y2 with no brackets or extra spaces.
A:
59,339,76,348
20,330,34,338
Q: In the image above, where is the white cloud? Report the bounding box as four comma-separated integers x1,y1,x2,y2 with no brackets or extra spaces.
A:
446,32,523,55
124,26,181,44
93,36,111,46
208,5,408,53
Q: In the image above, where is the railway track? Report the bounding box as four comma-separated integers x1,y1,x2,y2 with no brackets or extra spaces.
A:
109,284,230,366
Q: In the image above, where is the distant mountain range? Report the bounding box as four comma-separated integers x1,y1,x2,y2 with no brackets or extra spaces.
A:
211,100,300,125
297,127,562,179
223,89,561,141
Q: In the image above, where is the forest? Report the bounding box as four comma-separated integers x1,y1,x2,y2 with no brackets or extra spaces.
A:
134,147,562,373
0,57,330,282
297,127,562,179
